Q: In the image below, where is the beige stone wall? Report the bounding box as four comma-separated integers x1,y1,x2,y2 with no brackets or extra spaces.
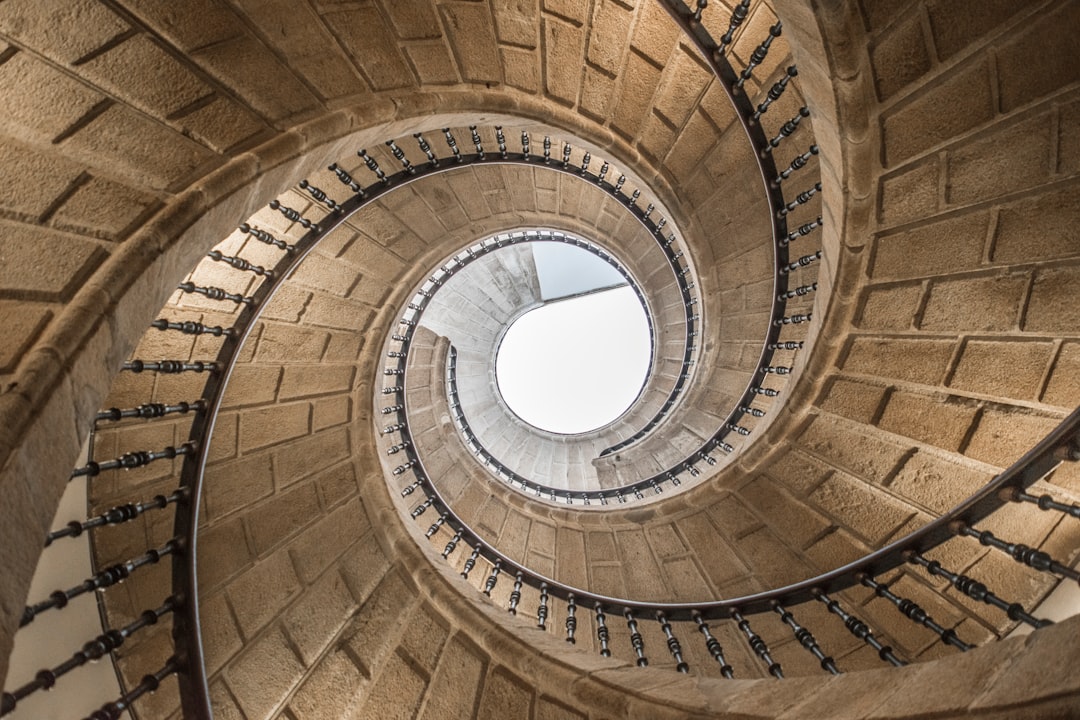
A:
3,0,1080,718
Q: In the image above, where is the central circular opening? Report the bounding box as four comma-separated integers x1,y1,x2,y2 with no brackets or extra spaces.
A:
495,243,651,434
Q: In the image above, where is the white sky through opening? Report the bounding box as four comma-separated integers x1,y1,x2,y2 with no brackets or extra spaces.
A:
496,279,650,434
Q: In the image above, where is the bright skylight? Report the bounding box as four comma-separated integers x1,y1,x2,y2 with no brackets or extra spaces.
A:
495,284,651,434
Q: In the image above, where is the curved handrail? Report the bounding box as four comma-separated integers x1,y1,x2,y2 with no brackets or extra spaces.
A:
172,133,706,717
400,355,1080,620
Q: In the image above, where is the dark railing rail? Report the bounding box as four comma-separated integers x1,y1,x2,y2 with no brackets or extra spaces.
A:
5,1,1076,717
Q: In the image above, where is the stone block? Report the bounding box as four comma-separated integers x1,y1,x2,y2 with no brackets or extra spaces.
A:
799,415,912,485
857,283,922,331
612,50,662,139
871,210,988,281
869,12,931,100
809,472,916,545
227,624,305,720
948,340,1053,401
52,174,158,240
0,221,105,302
417,633,485,720
220,365,281,409
0,0,128,63
239,402,310,452
226,549,300,639
193,33,320,118
964,408,1059,468
289,252,361,297
1024,265,1080,334
440,3,502,83
203,451,274,521
196,517,252,592
0,301,51,373
177,95,265,153
1042,341,1080,408
61,103,217,191
344,570,416,675
890,452,991,514
615,528,667,599
477,667,533,720
947,112,1052,206
629,0,680,66
653,48,710,128
587,0,631,73
877,390,978,452
543,17,584,105
288,499,369,584
313,395,351,431
877,157,939,227
404,42,460,85
302,293,373,331
0,138,84,220
79,34,208,118
736,526,815,588
843,336,954,386
994,188,1080,266
805,528,871,572
819,377,888,424
706,493,765,539
399,602,449,673
278,364,355,400
920,272,1027,332
995,1,1080,112
284,568,357,665
740,476,832,548
245,482,321,556
881,60,995,166
255,324,329,363
288,648,364,720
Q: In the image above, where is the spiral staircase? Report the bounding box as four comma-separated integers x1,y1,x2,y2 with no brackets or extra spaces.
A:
2,0,1080,718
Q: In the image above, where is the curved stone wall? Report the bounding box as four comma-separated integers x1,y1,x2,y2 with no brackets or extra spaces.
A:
2,0,1080,719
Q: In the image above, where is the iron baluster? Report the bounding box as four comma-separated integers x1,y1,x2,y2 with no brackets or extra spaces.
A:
565,594,577,644
461,545,481,579
909,552,1052,629
538,583,549,630
425,512,447,538
780,250,823,274
483,559,502,596
239,222,295,252
772,601,839,674
732,608,783,678
815,590,906,666
595,604,611,657
20,539,181,627
859,574,971,652
693,612,734,678
71,442,197,479
764,106,811,153
777,181,822,217
754,65,798,121
148,319,232,337
298,179,343,211
775,144,820,184
45,490,185,547
386,139,415,174
178,282,254,306
327,162,363,193
206,251,273,278
735,20,782,90
780,216,823,246
508,571,523,615
96,400,204,423
716,0,751,57
268,199,320,231
625,609,648,667
656,611,688,673
1,597,179,717
358,149,389,182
